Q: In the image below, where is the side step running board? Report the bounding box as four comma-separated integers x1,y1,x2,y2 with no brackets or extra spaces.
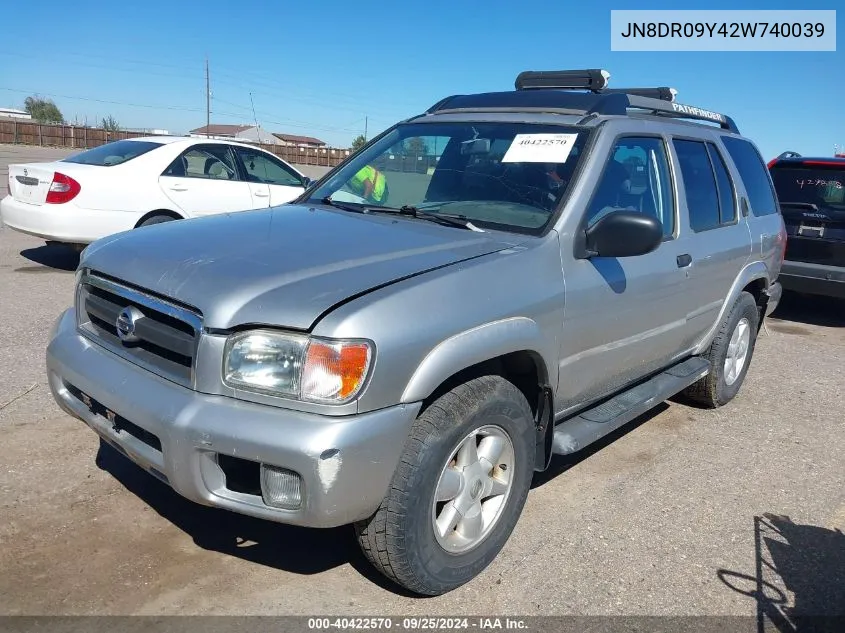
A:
552,357,711,456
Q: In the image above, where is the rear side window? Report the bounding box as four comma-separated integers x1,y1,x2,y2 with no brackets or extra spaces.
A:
674,139,721,232
721,136,778,216
63,140,162,166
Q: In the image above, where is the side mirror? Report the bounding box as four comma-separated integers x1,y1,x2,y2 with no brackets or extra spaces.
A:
301,176,313,189
584,210,663,258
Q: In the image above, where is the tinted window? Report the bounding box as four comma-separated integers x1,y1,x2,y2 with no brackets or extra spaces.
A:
63,140,162,166
236,148,302,186
707,143,737,224
164,145,237,180
674,139,720,232
770,165,845,210
721,136,778,215
307,122,593,234
586,136,675,238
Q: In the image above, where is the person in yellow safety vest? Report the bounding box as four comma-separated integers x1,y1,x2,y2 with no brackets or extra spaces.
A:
348,165,389,204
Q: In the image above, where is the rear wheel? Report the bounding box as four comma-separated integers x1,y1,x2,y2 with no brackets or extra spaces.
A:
683,291,759,408
355,375,535,596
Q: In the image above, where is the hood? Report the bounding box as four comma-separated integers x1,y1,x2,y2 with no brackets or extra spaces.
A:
81,204,524,330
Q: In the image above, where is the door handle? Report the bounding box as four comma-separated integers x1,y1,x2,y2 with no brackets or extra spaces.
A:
169,185,188,192
254,191,270,197
677,254,693,268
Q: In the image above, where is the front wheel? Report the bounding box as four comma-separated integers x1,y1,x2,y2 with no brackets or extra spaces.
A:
355,375,535,595
137,214,177,228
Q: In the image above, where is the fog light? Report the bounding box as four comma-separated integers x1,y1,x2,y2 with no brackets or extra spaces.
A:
260,464,302,509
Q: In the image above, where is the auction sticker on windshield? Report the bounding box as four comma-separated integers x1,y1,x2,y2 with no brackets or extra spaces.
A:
502,133,579,163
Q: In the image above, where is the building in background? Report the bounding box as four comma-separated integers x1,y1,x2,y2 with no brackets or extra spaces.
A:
189,124,280,144
125,127,171,135
0,107,32,120
272,132,326,148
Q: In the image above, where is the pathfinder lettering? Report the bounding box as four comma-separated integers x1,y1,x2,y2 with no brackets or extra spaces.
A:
671,103,725,122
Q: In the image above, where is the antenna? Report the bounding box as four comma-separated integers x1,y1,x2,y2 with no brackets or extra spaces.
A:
205,57,211,138
249,92,260,141
364,115,368,142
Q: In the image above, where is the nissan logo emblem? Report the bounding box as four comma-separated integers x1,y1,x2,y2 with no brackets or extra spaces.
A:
116,306,144,344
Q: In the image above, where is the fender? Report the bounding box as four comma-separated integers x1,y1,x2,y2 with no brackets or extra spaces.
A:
400,317,552,404
692,260,771,355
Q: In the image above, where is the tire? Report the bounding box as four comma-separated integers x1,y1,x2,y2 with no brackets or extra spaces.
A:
683,291,759,408
355,375,535,596
138,214,176,228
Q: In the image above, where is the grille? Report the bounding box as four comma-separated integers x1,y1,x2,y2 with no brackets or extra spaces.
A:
77,271,202,387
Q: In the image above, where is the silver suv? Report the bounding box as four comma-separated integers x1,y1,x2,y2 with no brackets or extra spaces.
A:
46,69,786,596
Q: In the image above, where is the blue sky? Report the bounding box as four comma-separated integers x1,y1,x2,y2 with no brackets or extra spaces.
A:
0,0,841,160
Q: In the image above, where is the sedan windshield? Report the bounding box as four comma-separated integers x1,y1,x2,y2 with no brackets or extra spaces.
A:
62,140,163,167
307,122,591,234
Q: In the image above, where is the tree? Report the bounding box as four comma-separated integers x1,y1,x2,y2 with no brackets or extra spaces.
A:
351,134,367,151
24,96,64,124
101,115,120,132
403,137,428,157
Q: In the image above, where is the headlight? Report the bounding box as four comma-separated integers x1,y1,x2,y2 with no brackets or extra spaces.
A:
223,330,373,403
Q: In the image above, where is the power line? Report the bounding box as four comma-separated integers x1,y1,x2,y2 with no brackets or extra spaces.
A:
0,86,206,113
0,49,420,119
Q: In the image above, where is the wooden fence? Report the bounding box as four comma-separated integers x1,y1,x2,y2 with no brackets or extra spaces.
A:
0,120,354,168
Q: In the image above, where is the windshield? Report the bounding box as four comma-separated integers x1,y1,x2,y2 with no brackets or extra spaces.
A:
62,140,163,166
770,164,845,212
307,122,591,233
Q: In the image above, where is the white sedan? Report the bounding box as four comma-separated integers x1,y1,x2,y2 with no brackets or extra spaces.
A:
0,136,313,246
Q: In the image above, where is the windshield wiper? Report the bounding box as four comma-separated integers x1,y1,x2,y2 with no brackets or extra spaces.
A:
320,196,368,213
377,205,485,232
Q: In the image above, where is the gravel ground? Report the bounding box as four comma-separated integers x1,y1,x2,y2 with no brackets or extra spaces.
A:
0,146,842,618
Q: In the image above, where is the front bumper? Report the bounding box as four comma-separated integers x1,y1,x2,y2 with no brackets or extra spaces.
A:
0,195,138,244
46,308,421,528
779,260,845,299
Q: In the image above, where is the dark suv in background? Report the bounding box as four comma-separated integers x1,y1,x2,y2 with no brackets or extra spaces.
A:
768,153,845,299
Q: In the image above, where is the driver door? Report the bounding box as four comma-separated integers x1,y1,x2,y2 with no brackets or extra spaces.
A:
234,146,306,208
556,135,696,412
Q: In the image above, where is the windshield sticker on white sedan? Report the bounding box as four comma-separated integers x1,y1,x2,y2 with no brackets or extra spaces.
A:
501,133,579,163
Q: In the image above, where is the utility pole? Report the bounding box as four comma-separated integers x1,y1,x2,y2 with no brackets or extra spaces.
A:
205,57,211,138
364,116,368,142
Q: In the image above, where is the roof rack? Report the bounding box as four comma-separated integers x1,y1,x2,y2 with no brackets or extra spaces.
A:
515,69,610,92
599,87,677,102
424,69,739,134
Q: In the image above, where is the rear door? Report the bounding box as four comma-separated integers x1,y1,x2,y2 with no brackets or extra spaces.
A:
768,160,845,267
670,138,752,339
232,146,305,207
159,144,253,216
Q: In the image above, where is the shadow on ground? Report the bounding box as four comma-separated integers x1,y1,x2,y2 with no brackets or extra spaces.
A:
769,292,845,328
94,439,420,596
19,243,80,272
718,513,845,633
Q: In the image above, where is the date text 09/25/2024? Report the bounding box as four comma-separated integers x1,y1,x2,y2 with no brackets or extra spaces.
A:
307,618,528,631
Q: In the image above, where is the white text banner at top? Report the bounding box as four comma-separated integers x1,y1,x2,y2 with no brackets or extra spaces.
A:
610,10,836,52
